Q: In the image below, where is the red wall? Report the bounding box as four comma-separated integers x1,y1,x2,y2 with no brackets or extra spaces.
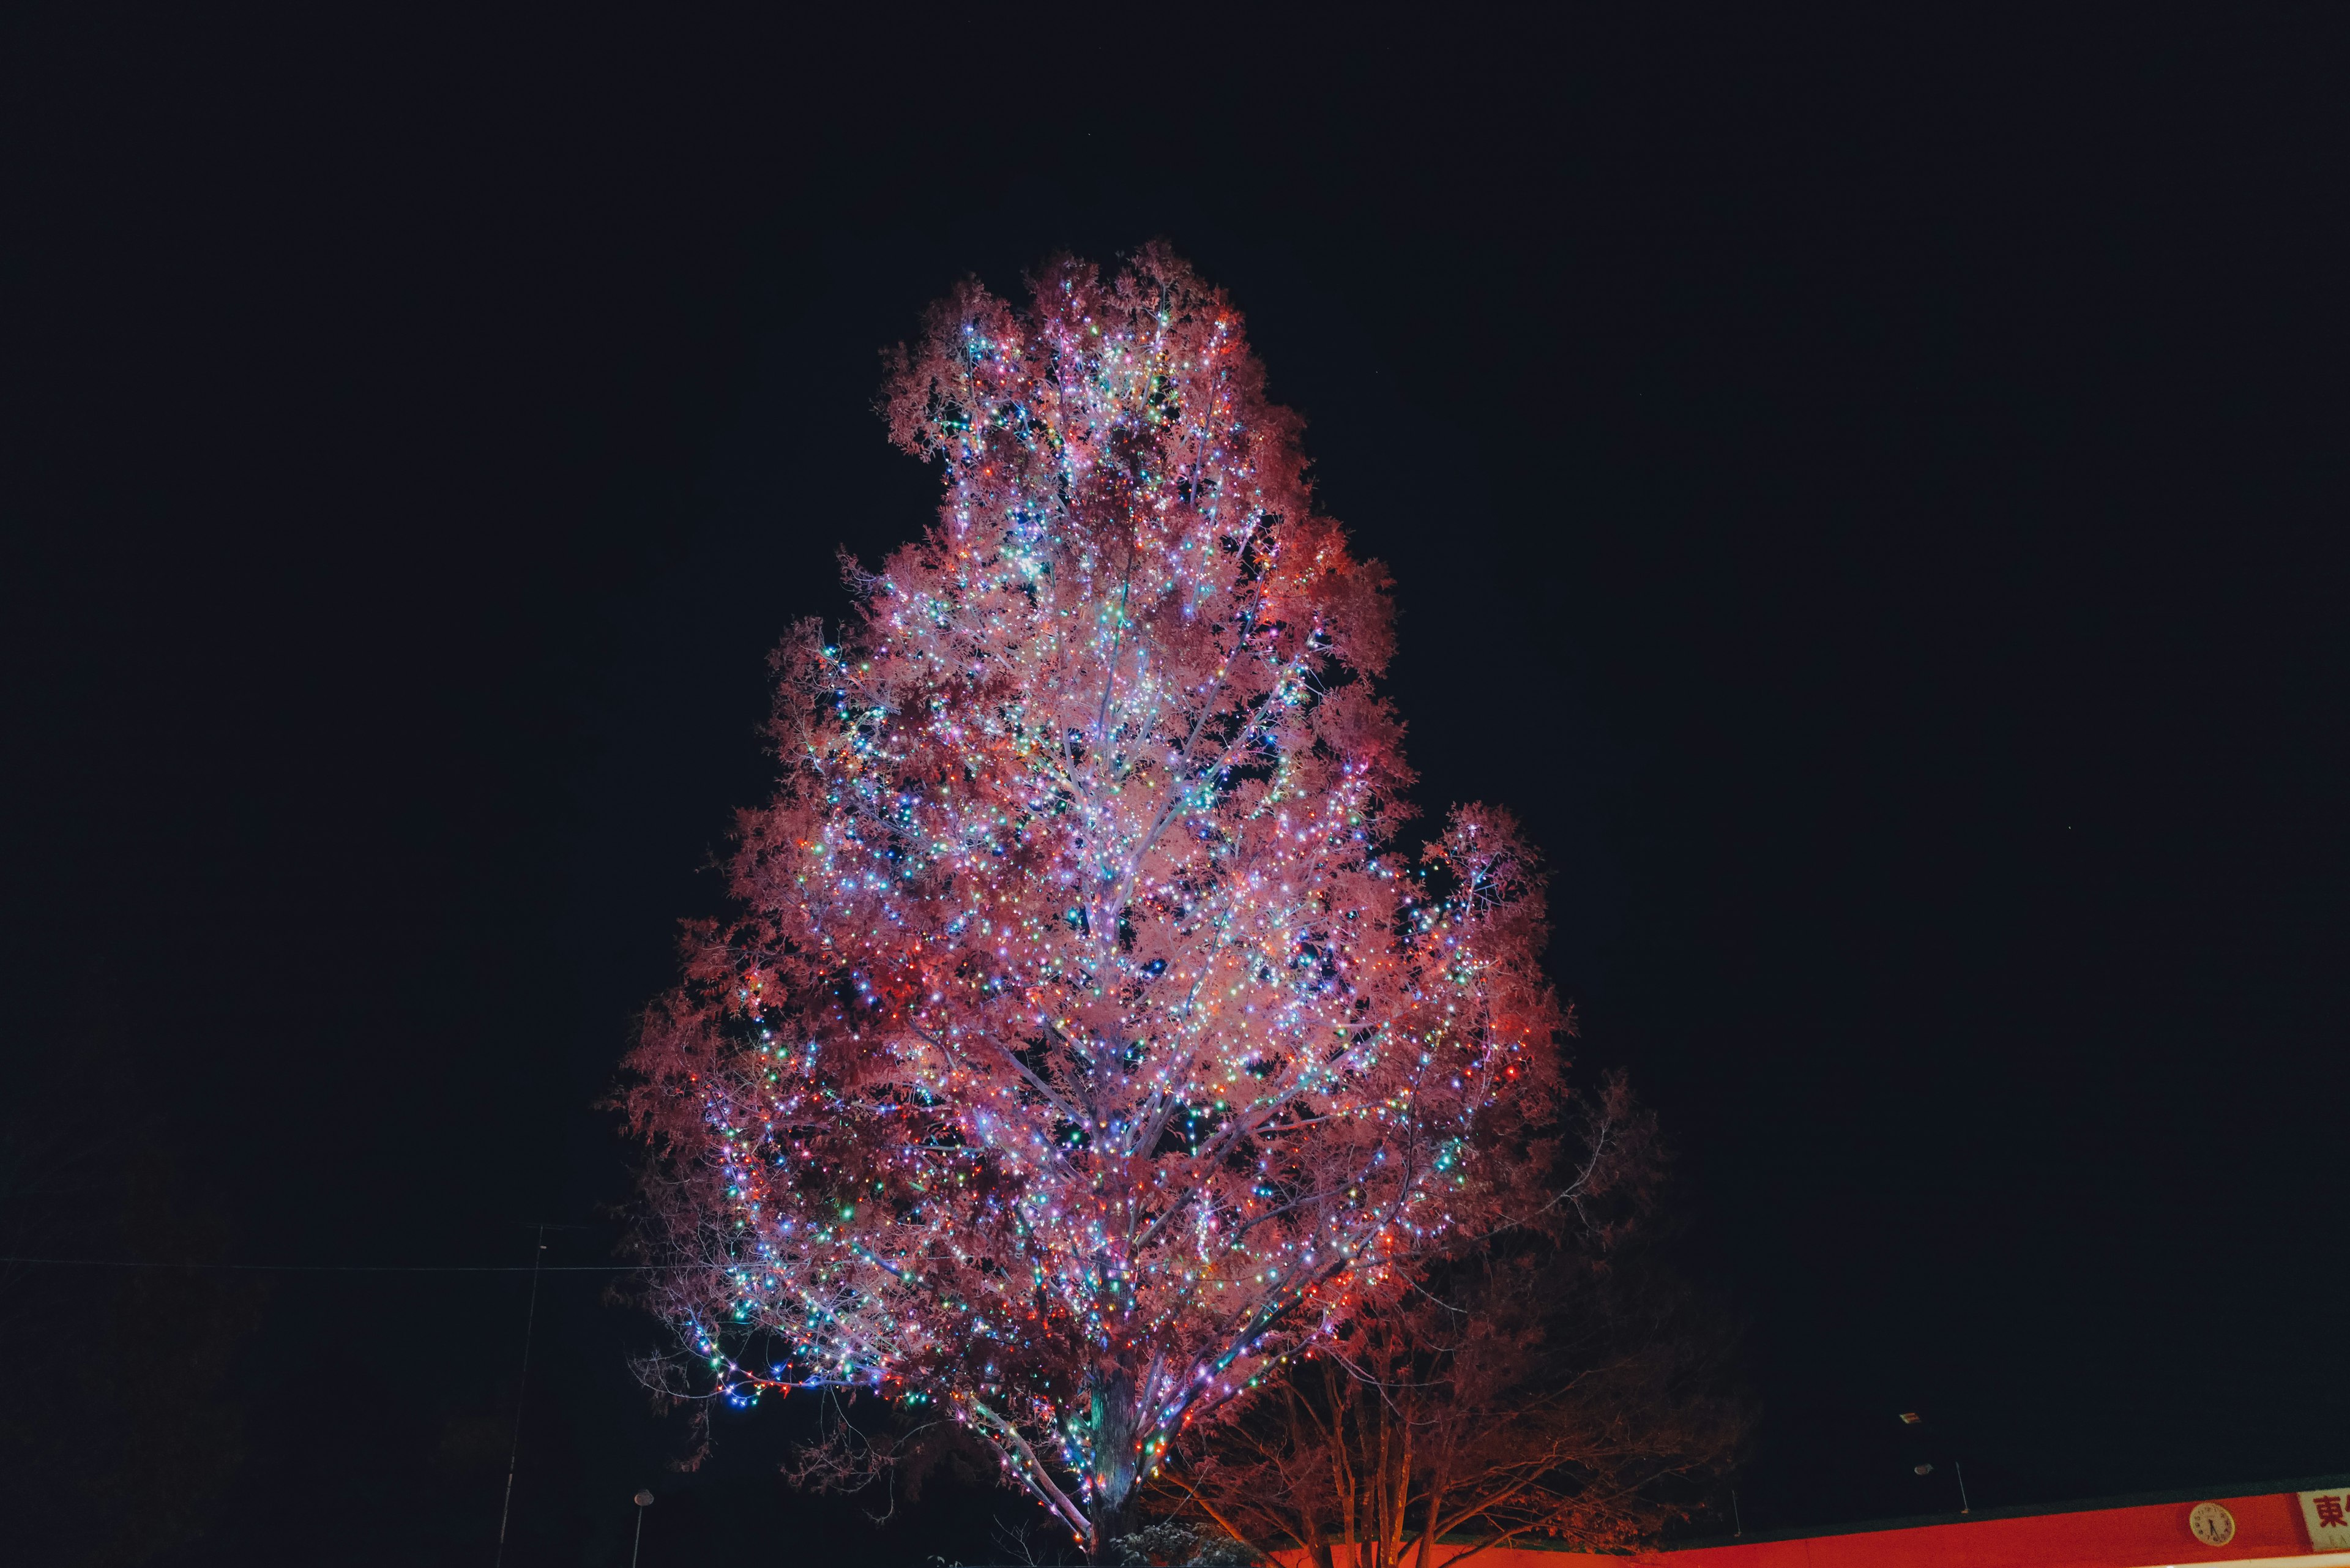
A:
1621,1488,2313,1567
1276,1489,2324,1567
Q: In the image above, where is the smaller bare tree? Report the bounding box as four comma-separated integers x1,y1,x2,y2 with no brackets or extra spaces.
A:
1150,1079,1747,1568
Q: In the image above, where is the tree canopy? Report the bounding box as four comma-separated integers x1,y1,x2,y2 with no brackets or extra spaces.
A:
623,247,1567,1556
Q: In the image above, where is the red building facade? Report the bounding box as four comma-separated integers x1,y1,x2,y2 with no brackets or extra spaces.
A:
1275,1478,2350,1568
1617,1480,2350,1568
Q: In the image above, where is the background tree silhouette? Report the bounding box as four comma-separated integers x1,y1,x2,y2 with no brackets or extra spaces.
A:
0,1022,259,1568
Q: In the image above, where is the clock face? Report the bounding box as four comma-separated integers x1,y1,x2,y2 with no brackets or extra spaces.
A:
2188,1502,2237,1545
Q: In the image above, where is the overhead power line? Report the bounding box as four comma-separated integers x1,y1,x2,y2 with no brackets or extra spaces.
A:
0,1254,655,1274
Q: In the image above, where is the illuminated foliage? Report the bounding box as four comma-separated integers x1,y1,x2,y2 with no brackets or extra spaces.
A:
622,246,1565,1556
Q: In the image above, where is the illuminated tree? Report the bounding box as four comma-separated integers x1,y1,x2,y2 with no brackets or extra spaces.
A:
622,245,1565,1558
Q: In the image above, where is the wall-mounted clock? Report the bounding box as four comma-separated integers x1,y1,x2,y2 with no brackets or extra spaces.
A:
2187,1501,2237,1547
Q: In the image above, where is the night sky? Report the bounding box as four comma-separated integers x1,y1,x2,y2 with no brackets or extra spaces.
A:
7,15,2346,1566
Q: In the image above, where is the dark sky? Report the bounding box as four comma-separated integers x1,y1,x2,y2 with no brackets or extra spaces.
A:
7,13,2346,1566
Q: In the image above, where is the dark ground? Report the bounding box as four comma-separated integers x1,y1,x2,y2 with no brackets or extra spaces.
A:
4,13,2346,1565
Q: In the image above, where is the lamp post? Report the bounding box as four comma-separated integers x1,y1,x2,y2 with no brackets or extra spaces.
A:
1898,1411,1969,1515
630,1490,654,1567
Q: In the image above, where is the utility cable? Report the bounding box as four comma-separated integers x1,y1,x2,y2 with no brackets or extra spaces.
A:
0,1255,650,1272
493,1225,546,1568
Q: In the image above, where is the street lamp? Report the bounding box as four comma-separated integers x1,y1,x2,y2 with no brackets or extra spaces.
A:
631,1490,655,1567
1896,1412,1969,1514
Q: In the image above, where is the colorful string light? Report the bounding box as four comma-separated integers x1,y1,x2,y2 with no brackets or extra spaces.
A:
622,245,1565,1552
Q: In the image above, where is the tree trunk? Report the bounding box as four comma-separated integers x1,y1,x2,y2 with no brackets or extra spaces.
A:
1084,1365,1143,1563
1089,1493,1139,1565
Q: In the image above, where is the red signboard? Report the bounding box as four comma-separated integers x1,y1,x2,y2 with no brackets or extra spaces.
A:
1271,1480,2350,1567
